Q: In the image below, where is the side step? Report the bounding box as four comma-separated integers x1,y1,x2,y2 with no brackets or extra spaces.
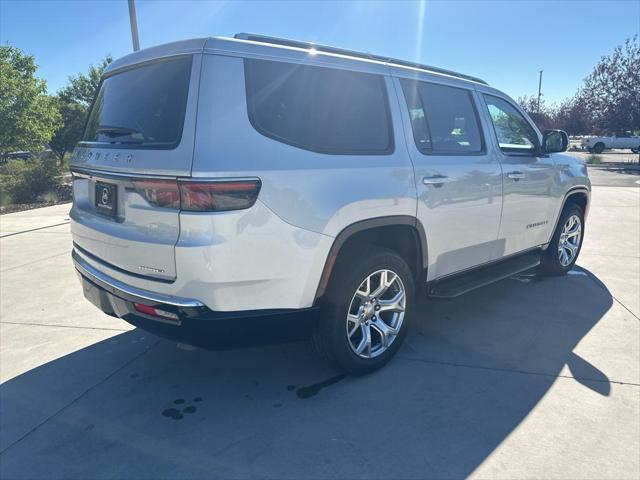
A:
427,251,541,299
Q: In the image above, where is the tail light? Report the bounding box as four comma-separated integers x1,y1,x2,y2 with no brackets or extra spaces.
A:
133,179,261,212
179,180,261,212
132,180,180,209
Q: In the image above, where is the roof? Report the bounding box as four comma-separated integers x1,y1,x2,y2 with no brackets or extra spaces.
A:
104,34,488,88
233,33,487,85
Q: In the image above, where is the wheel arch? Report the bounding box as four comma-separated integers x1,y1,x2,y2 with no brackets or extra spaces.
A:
546,187,590,247
313,216,428,303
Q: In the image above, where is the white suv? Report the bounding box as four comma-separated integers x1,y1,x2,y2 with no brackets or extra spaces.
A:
71,34,590,374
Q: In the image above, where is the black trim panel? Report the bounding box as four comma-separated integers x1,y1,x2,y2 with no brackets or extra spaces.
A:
77,270,318,349
313,215,428,302
545,187,590,246
427,249,541,298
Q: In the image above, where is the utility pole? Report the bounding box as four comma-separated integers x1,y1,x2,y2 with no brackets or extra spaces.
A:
537,70,543,113
128,0,140,52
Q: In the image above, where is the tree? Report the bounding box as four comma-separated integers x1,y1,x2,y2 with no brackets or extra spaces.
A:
553,95,593,136
49,55,112,161
516,36,639,137
58,55,112,107
0,45,60,156
579,35,639,135
517,94,555,132
49,99,86,162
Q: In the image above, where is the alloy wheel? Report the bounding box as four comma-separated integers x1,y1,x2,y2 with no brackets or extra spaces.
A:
346,269,406,359
558,214,582,267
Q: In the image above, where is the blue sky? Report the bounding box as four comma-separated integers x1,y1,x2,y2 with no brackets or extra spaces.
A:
1,0,638,104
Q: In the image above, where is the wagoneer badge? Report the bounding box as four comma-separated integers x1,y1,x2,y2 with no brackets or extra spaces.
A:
138,265,165,274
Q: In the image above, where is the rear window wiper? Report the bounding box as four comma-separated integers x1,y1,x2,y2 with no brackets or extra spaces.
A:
96,126,142,138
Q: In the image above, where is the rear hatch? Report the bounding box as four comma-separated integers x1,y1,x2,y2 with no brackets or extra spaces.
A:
70,53,201,282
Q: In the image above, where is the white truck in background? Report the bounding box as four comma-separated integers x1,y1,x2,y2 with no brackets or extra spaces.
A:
581,135,640,153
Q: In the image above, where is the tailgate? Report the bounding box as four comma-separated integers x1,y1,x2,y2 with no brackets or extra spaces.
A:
70,170,180,281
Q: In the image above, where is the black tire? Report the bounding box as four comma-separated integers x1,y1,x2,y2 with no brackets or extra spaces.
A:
593,142,605,154
540,204,585,276
631,148,639,154
313,246,414,375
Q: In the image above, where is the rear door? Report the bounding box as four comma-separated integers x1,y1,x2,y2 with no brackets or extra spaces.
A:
70,54,201,281
479,94,557,256
394,77,504,280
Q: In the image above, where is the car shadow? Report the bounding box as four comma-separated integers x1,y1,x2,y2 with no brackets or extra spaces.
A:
0,266,613,479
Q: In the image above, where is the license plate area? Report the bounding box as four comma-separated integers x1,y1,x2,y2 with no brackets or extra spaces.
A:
95,181,117,216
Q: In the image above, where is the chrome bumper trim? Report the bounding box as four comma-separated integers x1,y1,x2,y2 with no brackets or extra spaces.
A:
72,249,205,308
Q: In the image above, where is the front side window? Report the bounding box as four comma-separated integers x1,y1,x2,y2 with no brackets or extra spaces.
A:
244,59,393,155
401,79,483,154
83,56,192,149
483,95,539,154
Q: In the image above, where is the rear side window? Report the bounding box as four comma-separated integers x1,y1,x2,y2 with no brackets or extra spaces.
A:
483,95,539,154
244,59,393,155
83,56,192,149
401,79,483,154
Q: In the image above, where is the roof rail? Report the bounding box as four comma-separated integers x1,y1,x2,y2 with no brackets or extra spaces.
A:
234,33,488,85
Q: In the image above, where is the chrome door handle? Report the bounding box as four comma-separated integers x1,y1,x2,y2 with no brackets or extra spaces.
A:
423,175,450,187
507,171,525,181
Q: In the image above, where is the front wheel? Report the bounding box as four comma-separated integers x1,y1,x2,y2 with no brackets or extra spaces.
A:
540,204,584,276
314,246,414,375
593,142,605,154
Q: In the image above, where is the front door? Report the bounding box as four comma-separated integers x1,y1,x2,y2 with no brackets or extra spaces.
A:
394,77,504,280
480,94,557,256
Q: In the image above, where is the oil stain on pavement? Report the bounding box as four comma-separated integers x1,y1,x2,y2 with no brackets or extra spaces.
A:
295,374,347,399
162,397,203,420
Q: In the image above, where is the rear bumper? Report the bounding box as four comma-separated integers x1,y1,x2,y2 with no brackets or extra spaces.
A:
73,250,318,348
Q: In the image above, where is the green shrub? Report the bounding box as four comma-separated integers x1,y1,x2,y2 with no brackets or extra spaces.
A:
0,157,62,205
586,155,602,164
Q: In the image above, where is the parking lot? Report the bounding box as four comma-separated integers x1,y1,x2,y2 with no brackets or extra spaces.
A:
1,166,638,479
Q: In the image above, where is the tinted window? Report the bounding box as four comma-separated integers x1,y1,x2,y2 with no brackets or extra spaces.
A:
244,59,393,155
83,56,192,149
484,95,539,153
401,80,483,154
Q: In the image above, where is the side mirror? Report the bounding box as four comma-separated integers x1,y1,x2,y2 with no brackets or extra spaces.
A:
542,129,569,154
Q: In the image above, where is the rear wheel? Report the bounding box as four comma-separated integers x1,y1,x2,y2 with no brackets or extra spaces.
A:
540,204,584,276
314,246,414,375
593,142,605,154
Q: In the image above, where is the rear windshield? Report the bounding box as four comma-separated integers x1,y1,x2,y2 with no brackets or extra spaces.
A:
82,56,192,149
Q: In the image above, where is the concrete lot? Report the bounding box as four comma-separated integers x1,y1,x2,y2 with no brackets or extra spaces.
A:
568,149,640,188
1,175,639,478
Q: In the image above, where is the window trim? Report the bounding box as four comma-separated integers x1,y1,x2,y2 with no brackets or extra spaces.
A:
400,78,487,157
243,58,395,156
78,55,194,151
482,93,542,157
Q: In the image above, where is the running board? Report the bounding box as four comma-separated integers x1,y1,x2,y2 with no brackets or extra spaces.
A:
427,251,541,299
